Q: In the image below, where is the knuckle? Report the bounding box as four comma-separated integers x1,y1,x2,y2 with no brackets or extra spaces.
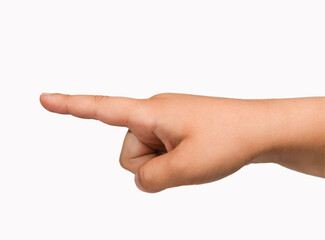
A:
128,100,157,131
149,93,173,99
119,154,128,170
170,158,200,185
177,158,207,185
65,95,73,113
171,159,189,175
92,95,106,119
94,95,106,102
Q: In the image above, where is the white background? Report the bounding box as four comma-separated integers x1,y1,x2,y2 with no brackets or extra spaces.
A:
0,0,324,239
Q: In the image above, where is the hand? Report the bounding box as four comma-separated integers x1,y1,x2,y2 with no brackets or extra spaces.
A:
40,93,325,192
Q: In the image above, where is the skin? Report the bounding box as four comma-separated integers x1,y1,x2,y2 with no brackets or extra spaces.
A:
40,93,325,193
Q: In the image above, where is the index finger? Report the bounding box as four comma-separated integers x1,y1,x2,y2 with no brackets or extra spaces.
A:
40,93,138,127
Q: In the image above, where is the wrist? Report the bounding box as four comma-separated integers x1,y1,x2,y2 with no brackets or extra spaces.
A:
270,97,324,149
254,97,325,164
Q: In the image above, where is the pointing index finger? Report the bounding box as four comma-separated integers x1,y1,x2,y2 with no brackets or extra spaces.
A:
40,93,137,127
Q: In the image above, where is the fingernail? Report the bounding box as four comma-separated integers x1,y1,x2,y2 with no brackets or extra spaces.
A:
41,93,53,96
134,173,146,192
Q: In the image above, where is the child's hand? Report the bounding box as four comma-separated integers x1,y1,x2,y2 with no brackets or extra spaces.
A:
40,93,325,192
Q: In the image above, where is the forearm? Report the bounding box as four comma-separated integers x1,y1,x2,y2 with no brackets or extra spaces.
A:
255,97,325,177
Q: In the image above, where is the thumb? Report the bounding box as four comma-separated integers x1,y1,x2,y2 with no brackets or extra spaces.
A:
135,142,192,193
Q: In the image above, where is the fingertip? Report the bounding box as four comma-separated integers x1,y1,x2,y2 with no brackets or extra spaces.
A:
39,93,66,113
40,92,52,108
40,93,50,108
135,166,166,193
41,92,53,97
40,92,54,100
